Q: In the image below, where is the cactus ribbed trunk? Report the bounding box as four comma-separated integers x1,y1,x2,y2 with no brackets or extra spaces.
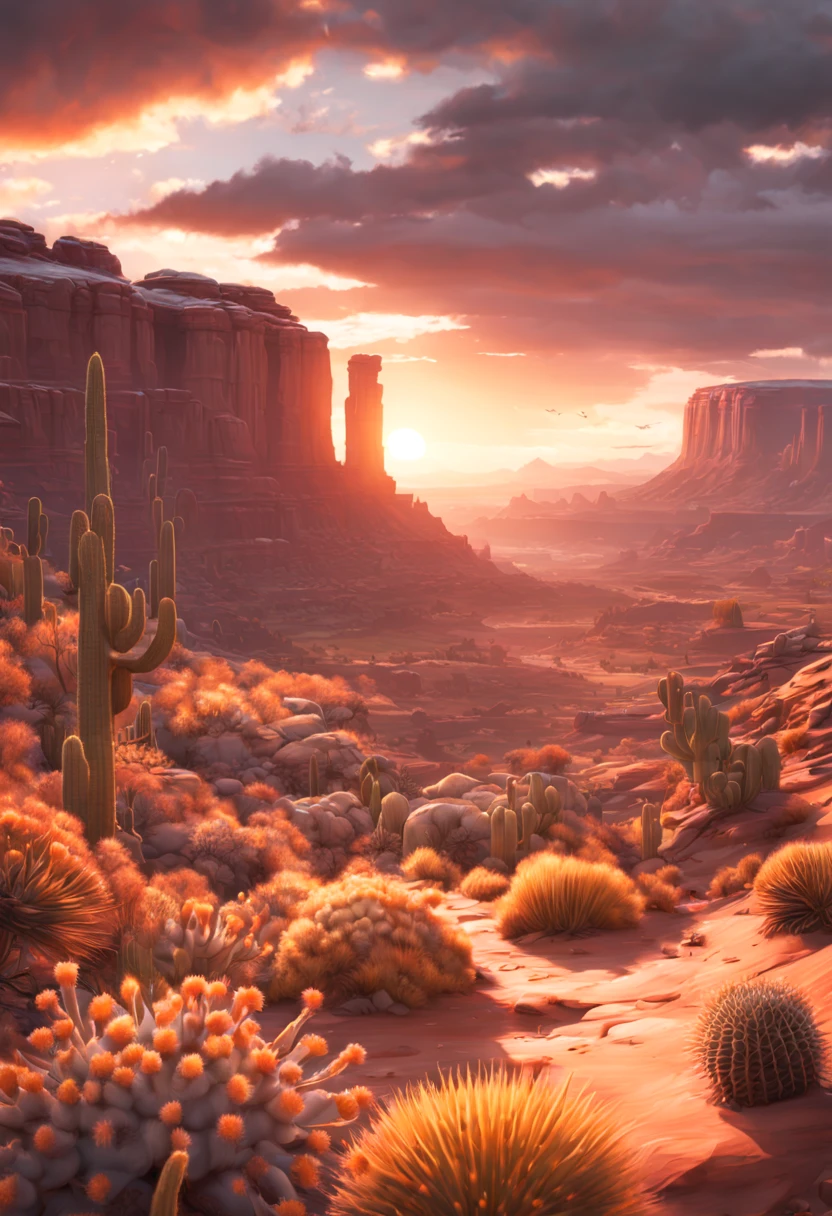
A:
77,530,115,843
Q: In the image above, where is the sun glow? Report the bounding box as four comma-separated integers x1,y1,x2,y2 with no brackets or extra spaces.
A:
386,428,426,461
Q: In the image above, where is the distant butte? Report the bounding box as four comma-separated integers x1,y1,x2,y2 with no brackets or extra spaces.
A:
632,379,832,508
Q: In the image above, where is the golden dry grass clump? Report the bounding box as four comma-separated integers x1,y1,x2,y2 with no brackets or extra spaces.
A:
636,865,682,913
0,638,31,707
330,1069,651,1216
459,866,511,902
694,977,825,1106
496,853,644,938
708,852,762,899
753,842,832,935
268,872,475,1008
401,847,462,890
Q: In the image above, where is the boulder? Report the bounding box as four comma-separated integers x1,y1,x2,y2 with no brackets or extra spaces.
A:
424,772,484,799
402,800,491,863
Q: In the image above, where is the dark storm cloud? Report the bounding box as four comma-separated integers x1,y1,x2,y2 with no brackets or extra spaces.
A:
0,0,536,148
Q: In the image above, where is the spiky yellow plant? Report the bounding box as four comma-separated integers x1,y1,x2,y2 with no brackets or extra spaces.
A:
330,1069,651,1216
0,813,114,970
496,852,643,937
753,841,832,935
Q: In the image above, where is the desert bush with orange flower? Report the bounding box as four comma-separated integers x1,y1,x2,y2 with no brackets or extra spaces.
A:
496,853,644,938
155,655,366,738
331,1068,651,1216
268,872,475,1009
504,743,571,776
0,640,31,708
0,969,366,1215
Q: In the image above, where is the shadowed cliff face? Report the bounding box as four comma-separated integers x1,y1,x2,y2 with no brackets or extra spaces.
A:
632,380,832,509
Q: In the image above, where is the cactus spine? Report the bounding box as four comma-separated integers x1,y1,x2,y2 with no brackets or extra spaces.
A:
641,802,662,860
150,1150,188,1216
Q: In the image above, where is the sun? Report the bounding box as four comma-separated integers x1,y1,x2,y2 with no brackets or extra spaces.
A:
385,428,426,461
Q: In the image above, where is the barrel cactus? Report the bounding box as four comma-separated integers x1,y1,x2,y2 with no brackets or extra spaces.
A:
694,977,824,1106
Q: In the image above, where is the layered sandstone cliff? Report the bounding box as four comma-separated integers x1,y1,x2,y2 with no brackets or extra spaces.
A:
634,380,832,508
0,218,412,561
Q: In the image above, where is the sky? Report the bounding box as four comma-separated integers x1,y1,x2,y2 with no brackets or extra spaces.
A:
4,0,832,475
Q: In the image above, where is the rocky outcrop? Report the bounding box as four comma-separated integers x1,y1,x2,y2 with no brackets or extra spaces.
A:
634,380,832,507
345,353,392,490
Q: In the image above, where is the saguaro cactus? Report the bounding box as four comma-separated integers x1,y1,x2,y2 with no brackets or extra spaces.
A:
74,527,176,841
27,496,48,557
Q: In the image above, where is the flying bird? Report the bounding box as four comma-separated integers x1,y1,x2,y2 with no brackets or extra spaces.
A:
578,410,589,419
545,408,562,415
636,424,651,430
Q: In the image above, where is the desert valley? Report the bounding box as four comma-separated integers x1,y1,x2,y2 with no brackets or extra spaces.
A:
2,213,832,1216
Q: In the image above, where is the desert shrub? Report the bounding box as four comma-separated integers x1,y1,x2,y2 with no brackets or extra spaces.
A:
496,854,644,938
459,867,511,902
780,726,808,755
150,867,218,908
694,977,824,1106
239,661,366,715
504,744,571,776
151,898,271,986
330,1068,651,1216
224,870,318,949
726,698,759,726
707,852,762,898
463,753,492,777
754,842,832,935
0,721,37,790
268,872,475,1008
713,598,743,628
0,807,115,974
401,847,462,890
0,971,365,1214
636,868,681,912
0,639,31,707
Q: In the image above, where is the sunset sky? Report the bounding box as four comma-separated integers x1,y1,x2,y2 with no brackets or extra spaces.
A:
4,1,832,474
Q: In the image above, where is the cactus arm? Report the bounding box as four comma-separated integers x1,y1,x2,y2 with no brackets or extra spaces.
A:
112,588,147,654
22,554,44,625
114,598,176,673
69,510,90,591
84,353,110,516
27,497,42,557
61,735,90,824
90,493,115,586
159,519,176,602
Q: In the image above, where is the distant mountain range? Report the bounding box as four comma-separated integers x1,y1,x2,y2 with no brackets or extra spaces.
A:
400,452,670,490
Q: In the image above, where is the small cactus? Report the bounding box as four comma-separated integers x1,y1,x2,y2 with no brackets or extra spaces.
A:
694,977,824,1106
309,753,320,798
380,791,410,836
641,802,662,860
658,670,731,786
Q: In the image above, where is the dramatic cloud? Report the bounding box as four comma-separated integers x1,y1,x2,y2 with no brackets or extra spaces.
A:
118,0,832,377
